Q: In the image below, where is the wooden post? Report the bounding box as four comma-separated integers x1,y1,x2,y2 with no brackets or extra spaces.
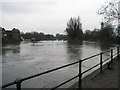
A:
79,60,82,89
100,52,103,73
117,46,119,59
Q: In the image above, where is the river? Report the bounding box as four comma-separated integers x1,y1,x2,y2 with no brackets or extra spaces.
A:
1,41,118,88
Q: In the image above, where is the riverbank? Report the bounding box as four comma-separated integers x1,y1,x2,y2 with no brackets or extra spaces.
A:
69,57,119,89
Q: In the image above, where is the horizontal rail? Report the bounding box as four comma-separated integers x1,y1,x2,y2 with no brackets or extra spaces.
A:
21,53,101,82
2,60,80,88
102,50,111,54
102,57,111,63
82,53,100,62
21,61,79,82
113,53,118,57
102,52,118,64
82,63,100,75
51,75,79,90
2,53,101,88
2,81,15,88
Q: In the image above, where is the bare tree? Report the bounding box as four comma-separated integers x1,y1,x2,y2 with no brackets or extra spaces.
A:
98,0,119,23
98,0,120,43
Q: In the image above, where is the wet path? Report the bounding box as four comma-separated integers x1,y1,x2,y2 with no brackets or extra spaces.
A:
70,57,119,89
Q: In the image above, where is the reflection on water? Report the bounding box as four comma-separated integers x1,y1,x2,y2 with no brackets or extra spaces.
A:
2,44,20,55
99,42,115,51
1,41,118,88
66,42,83,62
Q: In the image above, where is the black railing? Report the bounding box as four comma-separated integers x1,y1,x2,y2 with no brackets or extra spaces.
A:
1,46,120,90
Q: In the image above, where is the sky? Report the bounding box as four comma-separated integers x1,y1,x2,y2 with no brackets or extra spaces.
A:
0,0,109,35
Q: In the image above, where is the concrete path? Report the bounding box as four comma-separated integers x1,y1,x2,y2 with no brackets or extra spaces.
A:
70,58,119,89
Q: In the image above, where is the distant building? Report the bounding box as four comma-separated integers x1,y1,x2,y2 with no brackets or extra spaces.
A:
2,27,21,45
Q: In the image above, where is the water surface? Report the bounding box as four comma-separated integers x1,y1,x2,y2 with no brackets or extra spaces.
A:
1,41,117,88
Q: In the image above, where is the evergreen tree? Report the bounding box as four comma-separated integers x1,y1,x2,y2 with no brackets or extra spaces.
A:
66,16,83,43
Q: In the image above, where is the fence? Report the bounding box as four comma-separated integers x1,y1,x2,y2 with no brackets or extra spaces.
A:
1,46,120,90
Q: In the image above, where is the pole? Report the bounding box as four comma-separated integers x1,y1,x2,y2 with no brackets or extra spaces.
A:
15,79,22,90
79,60,82,89
100,52,103,73
17,83,21,90
111,49,113,63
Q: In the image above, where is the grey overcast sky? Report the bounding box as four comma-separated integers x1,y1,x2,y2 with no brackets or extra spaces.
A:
1,0,109,35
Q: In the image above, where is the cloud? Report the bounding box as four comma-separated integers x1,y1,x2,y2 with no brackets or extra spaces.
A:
1,1,57,14
1,0,108,34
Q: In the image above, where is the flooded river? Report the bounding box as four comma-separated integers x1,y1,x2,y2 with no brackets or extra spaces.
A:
1,41,118,88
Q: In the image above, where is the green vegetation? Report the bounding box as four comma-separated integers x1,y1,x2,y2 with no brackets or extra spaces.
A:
65,16,83,43
97,0,120,43
98,0,119,23
83,23,119,43
99,24,114,41
21,32,67,41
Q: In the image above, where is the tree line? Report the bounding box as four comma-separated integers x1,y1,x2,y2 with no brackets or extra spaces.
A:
65,17,119,44
21,20,119,44
83,24,119,43
21,32,67,41
65,0,120,44
15,0,120,44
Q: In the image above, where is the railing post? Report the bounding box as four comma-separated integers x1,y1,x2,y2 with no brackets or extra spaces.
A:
79,60,82,89
117,46,119,59
15,79,22,90
100,52,103,73
111,49,113,63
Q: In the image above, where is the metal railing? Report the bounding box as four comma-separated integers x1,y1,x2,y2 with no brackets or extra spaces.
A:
1,46,120,90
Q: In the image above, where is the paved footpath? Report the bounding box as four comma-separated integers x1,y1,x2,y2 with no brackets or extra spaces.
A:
70,58,119,89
